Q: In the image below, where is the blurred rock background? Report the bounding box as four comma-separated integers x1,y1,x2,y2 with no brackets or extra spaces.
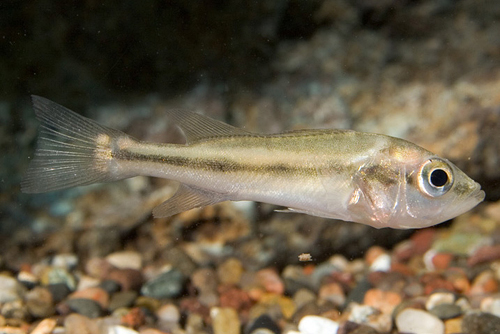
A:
1,0,500,264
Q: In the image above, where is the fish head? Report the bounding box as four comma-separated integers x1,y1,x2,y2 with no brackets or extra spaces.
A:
401,156,485,228
348,148,484,229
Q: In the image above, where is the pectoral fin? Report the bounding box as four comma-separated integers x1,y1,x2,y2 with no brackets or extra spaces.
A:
152,184,228,218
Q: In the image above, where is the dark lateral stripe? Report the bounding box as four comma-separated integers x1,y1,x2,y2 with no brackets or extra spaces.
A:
113,149,316,176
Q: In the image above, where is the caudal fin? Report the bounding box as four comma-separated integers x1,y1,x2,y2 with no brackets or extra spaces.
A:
21,96,128,193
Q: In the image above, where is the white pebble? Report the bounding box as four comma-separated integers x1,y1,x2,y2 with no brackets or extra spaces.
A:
370,253,391,272
106,251,142,270
52,253,78,270
107,325,139,334
481,297,500,317
425,292,455,310
298,315,339,334
0,275,25,303
396,308,444,334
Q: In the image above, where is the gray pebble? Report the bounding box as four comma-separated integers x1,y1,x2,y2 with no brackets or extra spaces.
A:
245,314,281,334
462,312,500,334
100,279,122,294
141,269,185,299
109,291,138,311
65,298,103,318
47,283,71,303
429,303,462,320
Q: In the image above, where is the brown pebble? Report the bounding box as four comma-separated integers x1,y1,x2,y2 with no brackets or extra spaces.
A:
217,258,244,285
30,318,57,334
25,287,55,318
256,268,284,295
363,289,402,314
139,329,169,334
64,313,99,334
121,307,146,329
0,327,26,334
468,245,500,266
85,258,113,279
410,229,436,254
470,270,499,295
318,282,345,307
106,268,144,291
431,252,453,270
218,285,252,311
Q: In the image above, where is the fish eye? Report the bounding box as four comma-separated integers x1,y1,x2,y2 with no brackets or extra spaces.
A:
418,159,454,197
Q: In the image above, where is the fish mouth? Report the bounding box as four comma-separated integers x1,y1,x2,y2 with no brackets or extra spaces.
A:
472,183,486,202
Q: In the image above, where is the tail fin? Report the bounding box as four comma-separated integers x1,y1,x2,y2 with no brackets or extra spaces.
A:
21,96,128,193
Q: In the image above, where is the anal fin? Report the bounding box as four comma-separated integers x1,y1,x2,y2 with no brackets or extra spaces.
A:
152,184,228,218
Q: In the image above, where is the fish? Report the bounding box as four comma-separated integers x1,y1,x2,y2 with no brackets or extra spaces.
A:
21,96,485,229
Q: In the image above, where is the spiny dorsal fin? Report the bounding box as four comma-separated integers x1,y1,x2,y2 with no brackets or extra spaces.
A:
167,109,252,143
152,184,228,218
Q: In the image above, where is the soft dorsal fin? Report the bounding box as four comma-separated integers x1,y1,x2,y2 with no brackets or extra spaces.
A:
167,109,252,143
152,184,228,218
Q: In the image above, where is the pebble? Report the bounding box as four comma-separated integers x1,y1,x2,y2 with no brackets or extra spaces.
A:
30,318,57,334
25,286,55,318
395,308,444,334
156,304,180,332
470,270,499,295
65,298,103,318
157,303,180,323
293,288,316,310
1,299,28,320
64,313,100,334
347,303,392,333
211,307,241,334
106,268,144,291
191,267,218,302
444,318,462,334
246,314,281,334
363,289,401,314
425,292,456,310
47,283,71,303
218,257,244,285
298,315,339,334
429,303,462,320
109,291,138,311
52,253,79,270
76,275,101,291
141,269,185,299
318,282,345,307
85,257,114,279
69,287,110,309
41,267,77,291
257,269,285,295
430,252,453,270
468,245,500,266
219,285,252,311
348,325,380,334
17,271,38,288
311,263,340,288
108,325,140,334
100,280,122,294
0,275,25,303
121,307,146,328
462,312,500,334
106,251,143,270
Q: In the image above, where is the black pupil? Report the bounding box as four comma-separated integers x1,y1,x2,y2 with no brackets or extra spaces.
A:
430,169,448,187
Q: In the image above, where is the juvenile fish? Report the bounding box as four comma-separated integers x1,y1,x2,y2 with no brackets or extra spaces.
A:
22,96,485,229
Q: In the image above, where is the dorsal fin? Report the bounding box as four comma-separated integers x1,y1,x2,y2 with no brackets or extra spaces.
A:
167,109,252,143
